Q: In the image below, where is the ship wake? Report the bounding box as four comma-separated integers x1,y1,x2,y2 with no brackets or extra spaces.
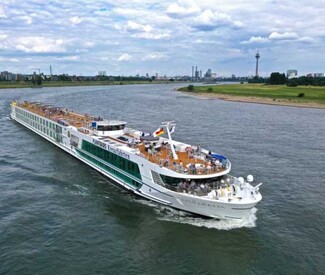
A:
0,114,11,121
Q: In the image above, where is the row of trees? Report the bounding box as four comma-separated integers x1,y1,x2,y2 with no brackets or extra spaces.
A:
287,76,325,86
249,72,325,86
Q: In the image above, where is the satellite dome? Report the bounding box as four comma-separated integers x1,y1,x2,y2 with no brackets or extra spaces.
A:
247,175,254,183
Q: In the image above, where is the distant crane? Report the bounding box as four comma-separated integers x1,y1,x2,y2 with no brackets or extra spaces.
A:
31,68,41,74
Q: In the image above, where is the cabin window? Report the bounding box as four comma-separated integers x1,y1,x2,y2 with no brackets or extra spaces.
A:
97,124,125,131
81,140,141,180
160,175,182,186
159,174,224,186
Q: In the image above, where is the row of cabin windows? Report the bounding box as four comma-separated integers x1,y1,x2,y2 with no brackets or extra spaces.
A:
159,174,224,186
81,140,141,180
16,108,62,133
97,124,125,131
77,150,142,189
15,109,63,143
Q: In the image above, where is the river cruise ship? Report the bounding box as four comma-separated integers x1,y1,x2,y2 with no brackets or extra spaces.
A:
10,101,262,220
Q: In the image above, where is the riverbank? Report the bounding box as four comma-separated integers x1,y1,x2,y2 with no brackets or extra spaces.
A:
0,80,179,89
178,84,325,109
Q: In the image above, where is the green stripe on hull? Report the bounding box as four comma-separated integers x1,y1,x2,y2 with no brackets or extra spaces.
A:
79,141,142,189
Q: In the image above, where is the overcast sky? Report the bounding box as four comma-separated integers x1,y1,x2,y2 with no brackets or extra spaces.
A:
0,0,324,77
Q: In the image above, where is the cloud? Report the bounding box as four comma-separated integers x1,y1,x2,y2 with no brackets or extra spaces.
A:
0,34,8,40
298,36,315,43
15,36,66,53
143,53,166,60
242,32,314,45
0,4,7,18
19,15,33,25
166,3,200,18
133,32,170,40
192,10,229,31
56,55,80,61
116,20,170,40
117,53,131,61
69,16,83,25
126,21,152,33
0,57,19,62
241,36,269,44
269,32,299,40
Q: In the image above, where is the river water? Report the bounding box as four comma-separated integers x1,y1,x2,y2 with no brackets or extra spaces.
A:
0,84,324,274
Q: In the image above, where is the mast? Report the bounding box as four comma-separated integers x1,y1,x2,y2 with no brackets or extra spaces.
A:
162,121,178,160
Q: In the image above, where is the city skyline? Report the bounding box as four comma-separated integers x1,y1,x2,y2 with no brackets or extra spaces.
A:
0,1,324,77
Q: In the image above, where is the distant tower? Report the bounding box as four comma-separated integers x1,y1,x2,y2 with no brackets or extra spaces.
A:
192,66,194,81
50,65,53,76
255,51,260,77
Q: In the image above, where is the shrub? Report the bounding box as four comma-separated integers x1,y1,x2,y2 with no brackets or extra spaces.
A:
297,93,305,98
187,85,194,91
207,87,213,92
287,80,298,87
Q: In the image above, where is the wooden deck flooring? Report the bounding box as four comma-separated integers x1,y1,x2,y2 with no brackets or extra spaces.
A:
138,143,225,175
20,102,93,127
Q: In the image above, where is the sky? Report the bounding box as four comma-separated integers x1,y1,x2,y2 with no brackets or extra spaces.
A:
0,0,325,77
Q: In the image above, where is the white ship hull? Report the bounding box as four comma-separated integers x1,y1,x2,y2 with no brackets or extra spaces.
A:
10,102,262,220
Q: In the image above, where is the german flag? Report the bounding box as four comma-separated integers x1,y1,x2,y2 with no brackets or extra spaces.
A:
153,127,164,137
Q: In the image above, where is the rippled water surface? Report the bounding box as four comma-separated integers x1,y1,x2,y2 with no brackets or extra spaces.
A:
1,84,324,274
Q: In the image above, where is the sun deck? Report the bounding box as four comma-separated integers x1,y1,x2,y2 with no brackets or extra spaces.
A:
136,142,227,175
17,101,95,128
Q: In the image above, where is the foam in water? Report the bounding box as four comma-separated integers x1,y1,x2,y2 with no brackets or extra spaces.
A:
137,199,257,230
63,184,90,196
0,115,11,121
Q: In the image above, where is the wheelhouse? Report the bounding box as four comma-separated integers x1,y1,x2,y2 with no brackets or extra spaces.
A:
93,120,127,137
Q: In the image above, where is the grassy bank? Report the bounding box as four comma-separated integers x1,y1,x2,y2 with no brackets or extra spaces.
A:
178,84,325,105
0,80,177,89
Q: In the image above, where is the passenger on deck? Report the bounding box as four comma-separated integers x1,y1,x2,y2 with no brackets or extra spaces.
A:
189,163,196,174
196,145,201,155
206,163,211,174
189,180,197,192
200,183,207,194
178,161,183,172
183,180,189,192
163,158,169,167
214,159,221,166
187,147,194,158
177,181,183,192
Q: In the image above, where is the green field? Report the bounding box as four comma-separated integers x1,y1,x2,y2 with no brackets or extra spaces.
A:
178,84,325,105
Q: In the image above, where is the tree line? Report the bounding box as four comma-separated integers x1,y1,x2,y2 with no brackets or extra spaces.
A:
249,72,325,86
